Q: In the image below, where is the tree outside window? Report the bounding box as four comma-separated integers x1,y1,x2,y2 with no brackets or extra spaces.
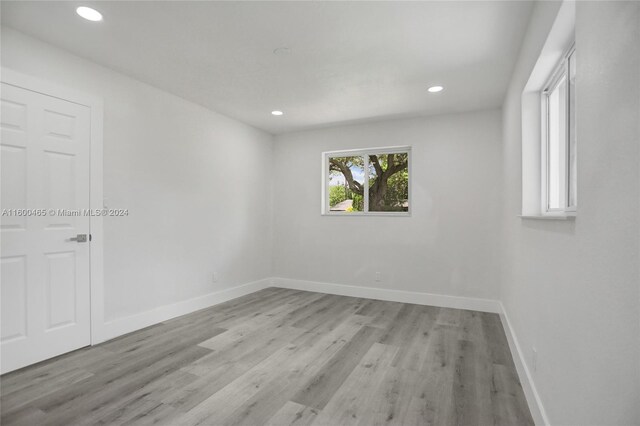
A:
325,148,410,214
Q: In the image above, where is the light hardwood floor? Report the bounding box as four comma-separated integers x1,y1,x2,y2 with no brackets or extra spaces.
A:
0,288,533,426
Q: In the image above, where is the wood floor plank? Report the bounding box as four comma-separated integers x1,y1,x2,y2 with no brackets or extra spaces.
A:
127,369,199,405
0,407,48,426
481,312,515,367
121,402,185,426
452,339,484,425
268,292,335,327
291,325,384,410
301,297,368,334
92,323,224,370
412,323,459,424
29,325,223,416
377,304,425,347
311,343,399,426
86,394,163,426
171,326,306,411
99,289,284,353
390,306,439,371
265,401,320,426
290,294,352,330
212,289,315,330
463,313,496,425
491,363,535,425
186,315,369,425
186,324,304,376
356,366,422,425
356,299,405,330
0,367,94,415
0,289,533,426
458,309,485,342
35,345,212,425
0,347,111,394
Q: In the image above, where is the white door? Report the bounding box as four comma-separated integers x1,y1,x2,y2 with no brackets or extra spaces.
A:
1,82,91,374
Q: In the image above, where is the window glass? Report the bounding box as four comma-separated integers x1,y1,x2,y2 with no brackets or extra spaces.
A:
328,156,365,212
368,153,409,212
568,50,577,208
547,74,567,210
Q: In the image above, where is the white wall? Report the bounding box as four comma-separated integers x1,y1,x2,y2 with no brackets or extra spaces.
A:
272,110,503,301
1,28,274,323
500,2,640,424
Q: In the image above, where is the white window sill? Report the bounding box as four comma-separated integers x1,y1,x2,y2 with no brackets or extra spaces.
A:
519,214,576,221
322,212,411,217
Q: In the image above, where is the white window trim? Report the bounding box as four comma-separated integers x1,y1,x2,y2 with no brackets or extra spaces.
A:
519,0,575,221
540,44,576,217
321,146,411,217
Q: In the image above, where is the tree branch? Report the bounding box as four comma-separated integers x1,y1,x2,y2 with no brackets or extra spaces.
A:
329,159,363,195
386,154,408,176
369,155,383,177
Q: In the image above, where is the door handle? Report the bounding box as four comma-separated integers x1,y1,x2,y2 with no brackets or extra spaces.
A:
69,234,88,243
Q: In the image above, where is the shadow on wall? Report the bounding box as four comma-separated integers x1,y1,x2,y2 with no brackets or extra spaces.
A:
520,219,576,235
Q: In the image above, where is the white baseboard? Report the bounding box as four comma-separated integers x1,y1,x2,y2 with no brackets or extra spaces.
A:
499,303,550,426
101,277,501,345
271,277,502,313
100,278,270,343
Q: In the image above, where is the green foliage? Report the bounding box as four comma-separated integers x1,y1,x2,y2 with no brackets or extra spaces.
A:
352,194,364,211
329,185,347,207
384,168,409,208
329,185,363,211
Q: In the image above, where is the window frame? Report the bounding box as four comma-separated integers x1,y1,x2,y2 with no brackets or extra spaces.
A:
540,44,576,216
321,146,412,216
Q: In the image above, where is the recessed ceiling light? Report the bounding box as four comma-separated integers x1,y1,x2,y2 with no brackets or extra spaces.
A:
76,6,103,22
428,85,444,93
271,110,284,116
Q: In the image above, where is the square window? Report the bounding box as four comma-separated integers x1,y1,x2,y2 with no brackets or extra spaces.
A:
323,147,410,215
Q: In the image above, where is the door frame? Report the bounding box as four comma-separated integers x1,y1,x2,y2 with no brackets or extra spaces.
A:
1,67,106,346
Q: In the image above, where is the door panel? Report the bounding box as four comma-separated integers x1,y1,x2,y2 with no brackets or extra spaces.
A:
45,251,77,330
0,256,27,343
0,145,27,231
1,82,91,374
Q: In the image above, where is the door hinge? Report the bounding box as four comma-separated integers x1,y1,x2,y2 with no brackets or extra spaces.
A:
89,234,92,242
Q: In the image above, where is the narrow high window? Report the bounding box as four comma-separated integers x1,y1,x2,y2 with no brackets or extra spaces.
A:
543,46,576,214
